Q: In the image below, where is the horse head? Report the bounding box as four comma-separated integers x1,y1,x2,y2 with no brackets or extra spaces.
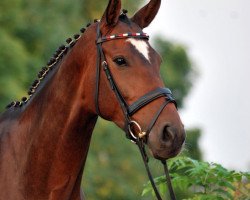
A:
83,0,185,160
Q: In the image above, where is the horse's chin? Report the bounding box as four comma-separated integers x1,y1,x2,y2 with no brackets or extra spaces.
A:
148,147,182,161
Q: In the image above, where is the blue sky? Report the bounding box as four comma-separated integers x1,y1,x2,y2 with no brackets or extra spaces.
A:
146,0,250,170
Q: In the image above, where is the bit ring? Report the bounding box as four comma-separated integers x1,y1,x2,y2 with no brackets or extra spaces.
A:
128,120,146,140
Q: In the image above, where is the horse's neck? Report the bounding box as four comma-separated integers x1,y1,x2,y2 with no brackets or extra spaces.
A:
1,35,97,197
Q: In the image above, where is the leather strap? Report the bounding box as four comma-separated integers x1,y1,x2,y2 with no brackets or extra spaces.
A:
137,139,163,200
128,87,176,116
162,160,176,200
146,99,172,136
95,24,103,117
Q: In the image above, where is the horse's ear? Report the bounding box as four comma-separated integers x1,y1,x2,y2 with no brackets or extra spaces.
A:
100,0,121,30
131,0,161,29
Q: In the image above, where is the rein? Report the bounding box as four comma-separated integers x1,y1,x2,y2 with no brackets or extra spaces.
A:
95,23,177,200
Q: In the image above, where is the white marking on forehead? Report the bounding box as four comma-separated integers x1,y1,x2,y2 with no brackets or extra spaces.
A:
126,38,150,63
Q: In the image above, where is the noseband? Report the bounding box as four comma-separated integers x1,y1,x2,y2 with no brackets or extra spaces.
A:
95,23,176,200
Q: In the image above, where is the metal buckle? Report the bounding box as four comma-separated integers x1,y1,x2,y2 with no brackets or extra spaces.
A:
102,61,108,67
128,120,147,140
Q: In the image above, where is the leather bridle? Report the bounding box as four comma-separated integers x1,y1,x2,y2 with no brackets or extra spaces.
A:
95,23,177,200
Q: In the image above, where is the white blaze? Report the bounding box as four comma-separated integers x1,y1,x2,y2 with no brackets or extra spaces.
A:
126,38,150,63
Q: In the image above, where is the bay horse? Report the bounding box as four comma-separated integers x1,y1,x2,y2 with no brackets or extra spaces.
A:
0,0,185,199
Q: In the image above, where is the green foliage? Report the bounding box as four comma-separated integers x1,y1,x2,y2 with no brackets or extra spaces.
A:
0,0,87,110
154,37,195,107
142,157,250,200
183,128,203,161
80,0,143,21
0,29,29,108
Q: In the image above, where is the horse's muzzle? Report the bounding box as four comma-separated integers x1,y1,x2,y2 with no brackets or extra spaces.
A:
148,123,186,160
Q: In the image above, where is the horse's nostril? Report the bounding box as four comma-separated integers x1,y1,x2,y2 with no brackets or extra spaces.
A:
162,125,174,142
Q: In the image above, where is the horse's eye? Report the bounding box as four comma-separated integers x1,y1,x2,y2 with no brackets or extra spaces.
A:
113,57,127,66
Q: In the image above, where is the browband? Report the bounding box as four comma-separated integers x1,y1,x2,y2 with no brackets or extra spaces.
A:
96,32,149,44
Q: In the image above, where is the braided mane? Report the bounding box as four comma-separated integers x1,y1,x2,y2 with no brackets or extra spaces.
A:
5,11,129,109
5,21,98,109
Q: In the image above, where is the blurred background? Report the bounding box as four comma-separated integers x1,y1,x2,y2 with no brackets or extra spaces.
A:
0,0,249,199
149,0,250,172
